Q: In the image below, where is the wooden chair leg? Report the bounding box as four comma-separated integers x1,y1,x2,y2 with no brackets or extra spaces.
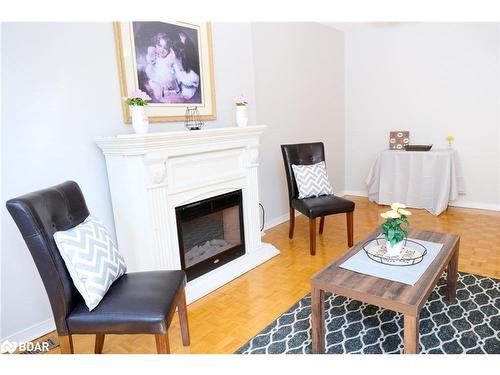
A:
319,216,325,234
309,217,317,255
346,211,354,247
177,288,190,346
59,335,74,354
155,333,170,354
289,207,295,239
94,334,105,354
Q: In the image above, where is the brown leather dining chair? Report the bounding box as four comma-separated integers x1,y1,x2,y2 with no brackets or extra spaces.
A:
6,181,190,354
281,142,355,255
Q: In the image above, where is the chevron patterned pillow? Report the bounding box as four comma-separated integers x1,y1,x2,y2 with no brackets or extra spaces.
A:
53,215,127,311
292,161,334,199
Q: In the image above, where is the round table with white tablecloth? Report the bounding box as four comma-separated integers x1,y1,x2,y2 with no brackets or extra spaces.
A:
365,149,466,216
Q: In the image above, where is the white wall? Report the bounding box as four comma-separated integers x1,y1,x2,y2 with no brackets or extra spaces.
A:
336,23,500,209
0,22,258,343
252,23,345,226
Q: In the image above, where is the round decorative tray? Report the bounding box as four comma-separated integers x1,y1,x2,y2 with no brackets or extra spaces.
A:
361,237,427,266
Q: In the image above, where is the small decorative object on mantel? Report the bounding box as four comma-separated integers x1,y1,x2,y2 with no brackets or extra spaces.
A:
233,95,249,127
446,134,455,149
125,89,151,134
389,131,410,150
184,106,204,130
380,203,411,256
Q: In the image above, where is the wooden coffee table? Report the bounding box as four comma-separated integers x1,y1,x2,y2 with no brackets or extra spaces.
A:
311,229,460,354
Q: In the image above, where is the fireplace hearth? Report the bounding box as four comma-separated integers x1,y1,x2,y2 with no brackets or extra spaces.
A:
176,190,245,281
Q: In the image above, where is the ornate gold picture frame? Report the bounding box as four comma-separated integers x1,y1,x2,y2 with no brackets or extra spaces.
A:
113,22,216,123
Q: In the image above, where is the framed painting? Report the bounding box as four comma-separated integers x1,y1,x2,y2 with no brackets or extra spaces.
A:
114,21,216,123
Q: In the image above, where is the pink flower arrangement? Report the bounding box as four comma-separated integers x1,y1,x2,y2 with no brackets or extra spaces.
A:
233,95,248,106
124,89,152,106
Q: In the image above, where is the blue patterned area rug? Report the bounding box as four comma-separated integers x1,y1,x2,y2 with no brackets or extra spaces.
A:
235,272,500,354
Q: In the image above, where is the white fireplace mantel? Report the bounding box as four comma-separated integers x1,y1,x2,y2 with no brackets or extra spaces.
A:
96,125,279,303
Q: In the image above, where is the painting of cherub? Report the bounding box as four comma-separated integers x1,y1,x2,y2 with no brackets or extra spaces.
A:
132,22,202,104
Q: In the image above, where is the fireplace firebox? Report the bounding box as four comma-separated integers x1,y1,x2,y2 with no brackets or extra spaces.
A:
175,190,245,281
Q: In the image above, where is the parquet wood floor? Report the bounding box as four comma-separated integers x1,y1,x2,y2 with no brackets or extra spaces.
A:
38,196,500,354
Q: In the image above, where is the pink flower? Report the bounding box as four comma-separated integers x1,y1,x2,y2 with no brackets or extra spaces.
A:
129,89,151,101
232,94,248,105
129,89,142,98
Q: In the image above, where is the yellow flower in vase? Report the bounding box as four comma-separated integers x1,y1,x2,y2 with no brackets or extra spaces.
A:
445,135,455,148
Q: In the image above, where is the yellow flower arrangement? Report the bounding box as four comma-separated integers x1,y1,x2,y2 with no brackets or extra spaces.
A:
446,135,455,147
380,203,411,246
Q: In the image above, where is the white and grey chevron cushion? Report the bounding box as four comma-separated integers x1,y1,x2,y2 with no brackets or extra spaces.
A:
292,161,334,199
53,215,127,311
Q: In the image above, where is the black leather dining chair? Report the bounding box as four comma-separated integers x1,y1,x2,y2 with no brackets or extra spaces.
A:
281,143,355,255
6,181,190,354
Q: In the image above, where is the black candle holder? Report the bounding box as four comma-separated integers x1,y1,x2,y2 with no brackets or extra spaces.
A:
184,106,204,130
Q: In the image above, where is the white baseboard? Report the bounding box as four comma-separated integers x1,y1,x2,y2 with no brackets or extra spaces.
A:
263,210,302,231
342,190,368,198
1,318,55,352
335,190,347,197
342,190,500,212
448,201,500,212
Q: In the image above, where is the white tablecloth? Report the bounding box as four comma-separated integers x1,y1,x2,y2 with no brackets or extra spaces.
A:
366,149,466,216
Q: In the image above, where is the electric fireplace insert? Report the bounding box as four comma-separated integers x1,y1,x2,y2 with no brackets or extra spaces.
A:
175,190,245,281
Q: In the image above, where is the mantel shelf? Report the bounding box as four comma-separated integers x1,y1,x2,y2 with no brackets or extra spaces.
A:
96,125,267,155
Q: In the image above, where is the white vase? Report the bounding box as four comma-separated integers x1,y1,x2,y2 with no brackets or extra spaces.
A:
236,105,249,127
130,106,149,134
386,240,404,257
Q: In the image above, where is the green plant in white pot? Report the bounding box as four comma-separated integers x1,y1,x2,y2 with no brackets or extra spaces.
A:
380,203,412,256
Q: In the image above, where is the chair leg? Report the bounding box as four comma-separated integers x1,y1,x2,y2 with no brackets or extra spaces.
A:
155,333,170,354
177,288,190,346
59,335,74,354
346,211,354,247
319,216,325,234
94,334,105,354
309,217,317,255
289,207,295,239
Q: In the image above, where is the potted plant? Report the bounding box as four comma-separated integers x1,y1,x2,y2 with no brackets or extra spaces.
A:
125,89,152,134
380,203,412,256
233,95,249,127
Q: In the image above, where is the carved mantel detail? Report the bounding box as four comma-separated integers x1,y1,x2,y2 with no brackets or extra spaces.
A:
244,147,260,168
145,159,168,186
